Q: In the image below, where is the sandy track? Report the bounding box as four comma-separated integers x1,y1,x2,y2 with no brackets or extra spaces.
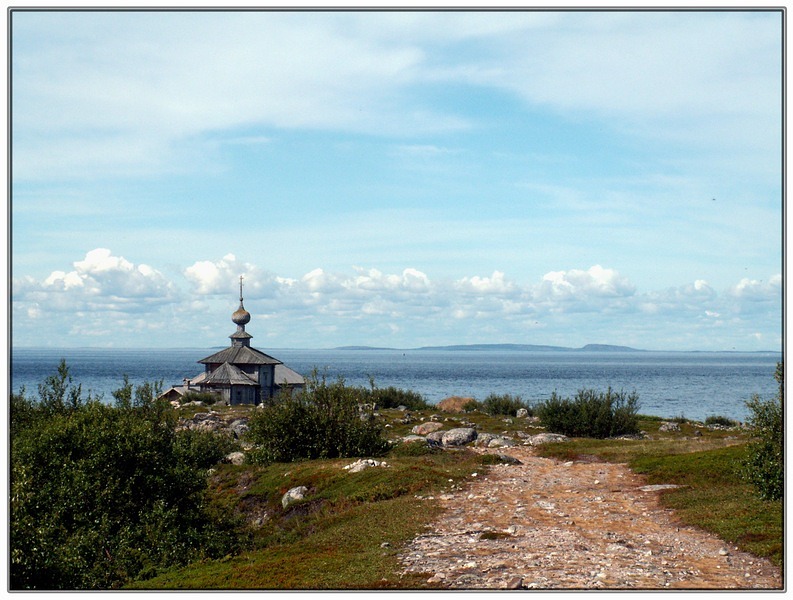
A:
399,446,783,590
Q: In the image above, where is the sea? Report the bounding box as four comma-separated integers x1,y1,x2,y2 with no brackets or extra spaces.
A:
9,346,782,422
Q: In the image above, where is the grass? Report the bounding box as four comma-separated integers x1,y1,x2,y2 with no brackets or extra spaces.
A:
131,442,483,589
131,407,781,588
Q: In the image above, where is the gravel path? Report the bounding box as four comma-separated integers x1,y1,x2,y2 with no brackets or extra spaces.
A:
399,446,783,590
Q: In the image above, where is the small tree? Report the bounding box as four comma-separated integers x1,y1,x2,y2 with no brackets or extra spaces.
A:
535,387,640,439
247,372,390,464
481,393,529,417
741,362,783,501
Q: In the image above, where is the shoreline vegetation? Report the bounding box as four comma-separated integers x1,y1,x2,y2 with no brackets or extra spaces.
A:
10,362,783,590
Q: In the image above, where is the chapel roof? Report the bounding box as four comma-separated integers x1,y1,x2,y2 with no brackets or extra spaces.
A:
274,363,306,386
202,362,259,386
198,344,282,366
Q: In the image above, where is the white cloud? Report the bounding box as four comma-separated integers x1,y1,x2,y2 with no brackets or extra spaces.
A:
537,265,635,302
12,249,178,344
11,249,782,350
456,271,515,295
729,274,781,301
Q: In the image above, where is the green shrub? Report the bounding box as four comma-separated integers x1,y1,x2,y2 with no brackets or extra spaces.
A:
11,368,241,590
704,415,739,428
180,391,222,406
247,373,390,465
10,392,236,589
480,393,530,417
741,362,783,501
363,384,429,411
535,388,640,439
462,399,482,412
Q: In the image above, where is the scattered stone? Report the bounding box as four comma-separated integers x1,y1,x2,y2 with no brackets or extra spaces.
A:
526,432,568,445
223,451,245,465
412,421,444,435
639,484,683,492
441,427,478,446
488,436,517,448
491,453,522,465
281,485,308,509
343,458,389,473
229,418,250,438
473,433,497,447
426,431,446,446
505,576,524,589
659,422,681,432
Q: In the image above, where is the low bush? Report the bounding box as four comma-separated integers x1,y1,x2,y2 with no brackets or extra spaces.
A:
535,387,640,439
11,365,241,590
247,373,390,465
181,391,222,406
363,385,429,411
741,362,783,501
480,393,530,417
462,399,481,412
704,415,738,428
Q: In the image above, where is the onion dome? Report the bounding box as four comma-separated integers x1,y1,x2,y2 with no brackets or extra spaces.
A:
232,302,251,326
232,275,252,326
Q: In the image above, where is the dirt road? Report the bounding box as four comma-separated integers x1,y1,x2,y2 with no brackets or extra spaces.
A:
399,446,783,590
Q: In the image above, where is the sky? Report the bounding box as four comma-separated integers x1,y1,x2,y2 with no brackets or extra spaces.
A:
8,8,784,351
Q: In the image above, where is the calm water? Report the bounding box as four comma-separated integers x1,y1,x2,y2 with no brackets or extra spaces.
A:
9,347,781,422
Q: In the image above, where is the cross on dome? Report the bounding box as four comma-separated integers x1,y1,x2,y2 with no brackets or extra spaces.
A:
231,275,251,328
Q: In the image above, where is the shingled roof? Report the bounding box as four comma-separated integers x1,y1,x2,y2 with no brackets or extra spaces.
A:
274,364,305,386
202,362,259,386
198,345,282,366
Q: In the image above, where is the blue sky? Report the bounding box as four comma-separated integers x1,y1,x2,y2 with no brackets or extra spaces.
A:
10,9,783,351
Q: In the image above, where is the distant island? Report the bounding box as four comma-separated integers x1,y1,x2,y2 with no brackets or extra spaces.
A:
334,343,644,352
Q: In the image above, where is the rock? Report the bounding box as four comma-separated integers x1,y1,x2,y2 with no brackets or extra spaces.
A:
223,451,245,465
488,436,517,448
639,484,683,492
437,396,475,413
516,408,529,418
402,435,428,444
492,453,523,465
282,485,308,509
441,427,478,446
426,431,446,446
659,422,681,432
527,433,568,445
474,433,498,447
229,418,249,438
506,576,524,589
343,458,389,473
412,422,444,435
